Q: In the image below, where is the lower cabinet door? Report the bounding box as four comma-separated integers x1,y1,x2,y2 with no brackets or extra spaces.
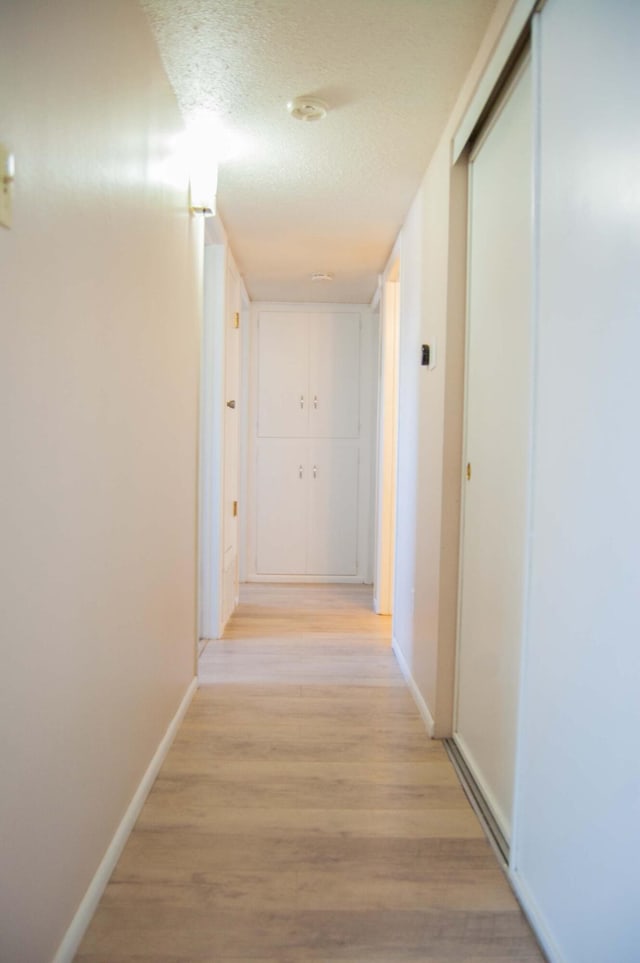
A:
256,440,308,575
307,440,359,576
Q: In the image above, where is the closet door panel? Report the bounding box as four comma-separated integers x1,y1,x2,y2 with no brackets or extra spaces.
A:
256,440,308,575
307,440,359,576
308,313,360,438
454,56,532,843
257,312,308,437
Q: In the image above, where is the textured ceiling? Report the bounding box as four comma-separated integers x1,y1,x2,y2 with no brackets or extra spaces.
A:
141,0,499,303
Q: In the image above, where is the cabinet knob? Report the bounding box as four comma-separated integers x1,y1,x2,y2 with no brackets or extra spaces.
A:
226,399,236,409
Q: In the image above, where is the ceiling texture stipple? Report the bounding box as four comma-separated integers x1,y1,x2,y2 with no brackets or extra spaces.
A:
141,0,500,304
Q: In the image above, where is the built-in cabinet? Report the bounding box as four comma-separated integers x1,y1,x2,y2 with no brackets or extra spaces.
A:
250,308,372,580
257,311,360,439
256,438,359,575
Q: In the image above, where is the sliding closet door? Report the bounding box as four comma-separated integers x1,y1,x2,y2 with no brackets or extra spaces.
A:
454,54,532,843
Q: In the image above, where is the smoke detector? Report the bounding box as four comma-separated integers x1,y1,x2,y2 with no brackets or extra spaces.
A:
287,96,328,122
311,272,333,282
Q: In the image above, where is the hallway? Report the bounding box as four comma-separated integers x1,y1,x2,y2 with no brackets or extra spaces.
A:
76,584,543,961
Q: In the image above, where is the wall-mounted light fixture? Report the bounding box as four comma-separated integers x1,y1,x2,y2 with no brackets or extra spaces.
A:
189,158,218,217
184,109,254,217
1,143,15,230
186,111,220,217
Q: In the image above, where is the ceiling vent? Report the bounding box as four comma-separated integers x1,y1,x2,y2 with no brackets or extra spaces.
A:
287,96,328,122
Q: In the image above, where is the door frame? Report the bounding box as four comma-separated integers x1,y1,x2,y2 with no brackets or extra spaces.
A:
198,220,247,645
373,254,400,615
220,256,243,627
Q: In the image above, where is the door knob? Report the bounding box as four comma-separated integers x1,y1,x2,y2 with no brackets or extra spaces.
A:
226,400,236,409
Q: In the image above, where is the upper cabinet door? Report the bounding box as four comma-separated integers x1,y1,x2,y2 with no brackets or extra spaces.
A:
308,313,360,438
257,312,309,437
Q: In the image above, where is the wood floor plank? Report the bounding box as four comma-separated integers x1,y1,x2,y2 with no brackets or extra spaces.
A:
135,804,485,839
75,583,544,963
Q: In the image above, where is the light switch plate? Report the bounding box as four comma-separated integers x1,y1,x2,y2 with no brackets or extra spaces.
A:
0,143,14,229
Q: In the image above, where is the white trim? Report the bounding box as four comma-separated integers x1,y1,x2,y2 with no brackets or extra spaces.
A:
452,0,537,163
452,732,510,843
250,300,371,313
238,288,251,582
510,868,567,963
369,274,382,312
451,150,472,737
373,248,401,616
245,574,371,585
510,10,542,880
198,244,226,639
392,637,435,738
51,677,198,963
219,255,243,628
204,212,227,246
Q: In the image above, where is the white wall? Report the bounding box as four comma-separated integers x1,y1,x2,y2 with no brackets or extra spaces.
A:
0,3,201,961
390,0,515,735
512,2,640,959
389,0,640,957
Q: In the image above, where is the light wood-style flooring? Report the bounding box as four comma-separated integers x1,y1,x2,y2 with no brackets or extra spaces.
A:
76,583,544,962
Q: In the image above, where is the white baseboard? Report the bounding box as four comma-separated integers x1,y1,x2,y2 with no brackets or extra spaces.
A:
391,637,435,737
52,676,198,963
509,867,566,963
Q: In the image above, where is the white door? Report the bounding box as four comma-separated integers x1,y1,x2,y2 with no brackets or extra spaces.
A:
309,313,360,438
256,439,308,575
257,312,308,437
454,55,532,842
221,268,241,627
307,441,359,576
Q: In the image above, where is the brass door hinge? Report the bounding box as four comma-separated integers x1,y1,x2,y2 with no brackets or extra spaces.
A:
232,500,238,517
233,311,240,329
